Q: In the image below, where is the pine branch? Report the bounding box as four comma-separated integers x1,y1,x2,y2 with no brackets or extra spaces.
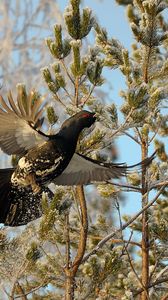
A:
82,184,167,263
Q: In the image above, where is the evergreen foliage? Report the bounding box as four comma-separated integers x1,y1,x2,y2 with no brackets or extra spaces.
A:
0,0,168,299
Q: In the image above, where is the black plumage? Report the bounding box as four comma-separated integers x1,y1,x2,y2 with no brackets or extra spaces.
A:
0,92,155,226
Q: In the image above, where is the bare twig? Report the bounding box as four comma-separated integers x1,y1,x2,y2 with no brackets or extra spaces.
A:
62,86,74,102
60,59,74,84
121,130,140,145
80,84,95,107
106,180,141,192
148,129,158,145
53,93,66,108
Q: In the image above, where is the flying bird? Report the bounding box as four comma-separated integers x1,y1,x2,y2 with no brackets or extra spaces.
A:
0,91,154,226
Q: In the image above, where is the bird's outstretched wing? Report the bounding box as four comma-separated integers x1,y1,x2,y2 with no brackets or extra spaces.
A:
0,90,49,155
53,152,155,186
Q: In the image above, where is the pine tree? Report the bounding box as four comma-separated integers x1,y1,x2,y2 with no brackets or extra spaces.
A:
0,0,168,299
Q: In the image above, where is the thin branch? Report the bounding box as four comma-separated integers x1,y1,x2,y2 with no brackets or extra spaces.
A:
62,86,74,102
90,236,141,248
65,211,71,269
54,235,64,260
149,266,168,298
121,130,140,145
60,59,74,84
13,281,48,299
80,84,95,107
161,292,168,300
82,184,167,263
133,276,168,297
53,93,66,108
9,262,29,300
150,179,168,190
106,180,141,192
72,186,88,275
125,241,150,300
148,130,158,145
115,200,149,299
72,188,82,224
64,186,88,300
74,77,79,107
135,127,143,144
108,108,134,141
10,283,16,300
15,283,27,300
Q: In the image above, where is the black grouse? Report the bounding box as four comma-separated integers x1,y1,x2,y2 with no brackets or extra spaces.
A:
0,91,154,226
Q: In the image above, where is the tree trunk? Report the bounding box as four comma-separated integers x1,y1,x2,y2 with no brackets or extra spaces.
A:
141,141,149,300
65,270,75,300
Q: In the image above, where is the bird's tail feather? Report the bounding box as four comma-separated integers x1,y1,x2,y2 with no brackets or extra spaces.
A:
0,168,14,223
126,151,156,170
0,167,54,226
108,151,156,177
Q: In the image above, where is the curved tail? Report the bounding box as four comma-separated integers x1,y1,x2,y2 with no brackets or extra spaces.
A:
126,151,156,169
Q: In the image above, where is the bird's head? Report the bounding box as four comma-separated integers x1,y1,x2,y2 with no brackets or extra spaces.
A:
60,110,96,131
58,110,96,143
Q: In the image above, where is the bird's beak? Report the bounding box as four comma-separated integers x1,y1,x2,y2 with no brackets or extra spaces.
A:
92,113,96,121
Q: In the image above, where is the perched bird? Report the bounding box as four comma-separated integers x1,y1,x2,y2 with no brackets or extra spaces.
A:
0,91,154,226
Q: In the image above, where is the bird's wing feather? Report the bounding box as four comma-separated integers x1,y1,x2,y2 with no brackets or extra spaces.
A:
53,153,127,185
53,152,155,186
0,93,48,155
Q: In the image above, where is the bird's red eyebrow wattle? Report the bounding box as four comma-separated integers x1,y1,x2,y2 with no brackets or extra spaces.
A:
82,112,91,118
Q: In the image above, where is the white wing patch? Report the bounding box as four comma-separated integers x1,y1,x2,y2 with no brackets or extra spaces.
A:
35,156,63,176
18,157,32,169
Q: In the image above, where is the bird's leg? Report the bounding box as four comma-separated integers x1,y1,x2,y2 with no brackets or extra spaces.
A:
26,173,41,194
